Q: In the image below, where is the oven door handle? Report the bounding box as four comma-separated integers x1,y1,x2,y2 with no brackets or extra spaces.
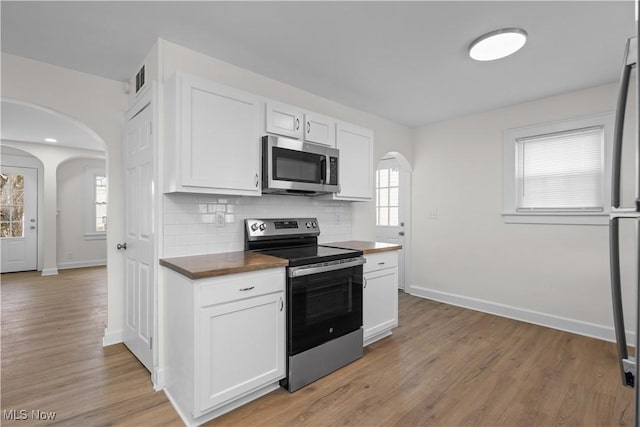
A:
288,257,366,278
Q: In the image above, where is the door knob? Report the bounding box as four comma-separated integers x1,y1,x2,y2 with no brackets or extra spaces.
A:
399,231,405,236
117,243,127,250
30,226,36,230
400,222,405,227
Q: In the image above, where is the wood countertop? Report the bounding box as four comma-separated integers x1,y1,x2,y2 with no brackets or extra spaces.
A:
323,240,402,254
160,251,289,280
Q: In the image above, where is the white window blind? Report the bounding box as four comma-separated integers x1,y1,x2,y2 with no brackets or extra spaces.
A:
516,126,603,211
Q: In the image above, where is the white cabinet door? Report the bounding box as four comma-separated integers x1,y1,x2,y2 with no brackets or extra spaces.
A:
265,101,304,139
304,112,335,146
363,268,398,344
196,292,285,414
334,122,374,200
165,73,262,196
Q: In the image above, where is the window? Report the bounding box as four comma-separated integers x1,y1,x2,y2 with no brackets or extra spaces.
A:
84,168,107,239
503,112,614,225
0,173,25,238
95,175,107,232
376,165,399,226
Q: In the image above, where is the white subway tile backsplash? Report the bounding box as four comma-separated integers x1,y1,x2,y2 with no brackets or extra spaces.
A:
163,194,352,257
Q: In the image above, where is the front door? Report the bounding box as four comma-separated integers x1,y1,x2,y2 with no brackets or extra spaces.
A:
122,98,155,372
1,166,37,273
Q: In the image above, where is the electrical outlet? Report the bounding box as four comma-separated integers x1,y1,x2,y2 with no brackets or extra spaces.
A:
66,252,73,260
335,213,341,224
215,211,225,227
427,209,439,220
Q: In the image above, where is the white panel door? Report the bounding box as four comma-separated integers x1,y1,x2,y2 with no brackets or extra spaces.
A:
265,100,304,139
123,101,154,372
304,112,335,146
182,77,262,192
335,122,373,200
0,166,37,273
196,292,285,414
363,268,398,342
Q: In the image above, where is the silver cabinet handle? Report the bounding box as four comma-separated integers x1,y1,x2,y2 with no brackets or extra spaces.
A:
307,121,311,134
295,118,300,131
239,286,255,292
255,173,259,188
363,277,367,289
279,296,284,311
378,262,385,266
117,243,127,250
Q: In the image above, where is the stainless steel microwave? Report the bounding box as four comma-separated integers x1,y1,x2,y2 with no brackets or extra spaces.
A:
262,135,340,196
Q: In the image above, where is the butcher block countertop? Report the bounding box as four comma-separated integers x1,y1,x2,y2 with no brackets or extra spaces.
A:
160,251,289,280
324,240,402,254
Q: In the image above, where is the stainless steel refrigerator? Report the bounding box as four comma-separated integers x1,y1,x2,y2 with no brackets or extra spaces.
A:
610,35,639,424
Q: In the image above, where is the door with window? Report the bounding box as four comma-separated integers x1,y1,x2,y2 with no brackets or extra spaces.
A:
375,158,410,290
1,166,37,273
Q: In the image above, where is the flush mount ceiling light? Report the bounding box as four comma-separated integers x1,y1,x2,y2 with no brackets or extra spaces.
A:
44,138,57,142
469,28,528,61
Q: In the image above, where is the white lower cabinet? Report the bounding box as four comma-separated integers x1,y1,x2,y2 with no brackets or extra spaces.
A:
164,267,285,426
363,251,399,346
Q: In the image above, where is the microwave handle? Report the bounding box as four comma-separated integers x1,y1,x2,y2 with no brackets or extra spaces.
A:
320,157,327,184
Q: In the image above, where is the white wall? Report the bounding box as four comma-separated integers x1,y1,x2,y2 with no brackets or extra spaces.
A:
410,82,636,342
57,157,107,268
1,53,128,344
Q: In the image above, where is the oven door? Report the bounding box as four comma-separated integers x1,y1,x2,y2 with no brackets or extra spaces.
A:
287,258,364,355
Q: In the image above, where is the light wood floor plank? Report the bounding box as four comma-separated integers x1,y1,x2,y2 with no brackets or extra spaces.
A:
1,267,633,426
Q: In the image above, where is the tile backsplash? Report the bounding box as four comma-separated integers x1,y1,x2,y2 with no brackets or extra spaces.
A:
163,194,353,257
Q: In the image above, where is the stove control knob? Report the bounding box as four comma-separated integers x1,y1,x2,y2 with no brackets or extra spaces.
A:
312,222,317,228
250,223,259,232
306,222,312,228
259,223,266,231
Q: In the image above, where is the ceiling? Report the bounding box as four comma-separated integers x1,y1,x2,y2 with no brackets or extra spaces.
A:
1,101,104,151
0,1,636,128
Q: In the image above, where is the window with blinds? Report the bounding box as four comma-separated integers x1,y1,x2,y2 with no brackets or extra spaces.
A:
516,126,604,211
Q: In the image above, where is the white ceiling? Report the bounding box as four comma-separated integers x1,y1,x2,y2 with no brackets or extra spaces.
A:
0,1,636,128
1,101,104,151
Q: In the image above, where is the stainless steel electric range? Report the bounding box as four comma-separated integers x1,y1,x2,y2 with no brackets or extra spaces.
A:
245,218,365,392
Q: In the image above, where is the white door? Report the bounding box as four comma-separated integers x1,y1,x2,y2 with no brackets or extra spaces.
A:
122,100,155,372
375,158,410,290
1,166,37,273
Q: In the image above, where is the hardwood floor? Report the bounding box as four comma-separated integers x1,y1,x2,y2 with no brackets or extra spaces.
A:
1,267,634,426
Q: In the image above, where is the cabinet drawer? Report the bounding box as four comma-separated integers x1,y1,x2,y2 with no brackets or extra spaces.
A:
199,268,285,307
364,251,398,273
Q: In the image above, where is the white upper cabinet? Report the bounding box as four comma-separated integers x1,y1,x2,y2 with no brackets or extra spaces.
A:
265,101,304,139
304,112,336,147
164,73,262,196
333,122,374,201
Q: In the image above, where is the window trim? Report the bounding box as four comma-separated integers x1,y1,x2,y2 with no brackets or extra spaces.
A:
502,112,614,225
84,167,107,240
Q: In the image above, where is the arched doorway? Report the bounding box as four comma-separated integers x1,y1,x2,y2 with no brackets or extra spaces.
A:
1,99,107,275
375,152,412,290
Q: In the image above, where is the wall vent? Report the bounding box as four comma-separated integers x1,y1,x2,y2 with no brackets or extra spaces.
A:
135,64,146,93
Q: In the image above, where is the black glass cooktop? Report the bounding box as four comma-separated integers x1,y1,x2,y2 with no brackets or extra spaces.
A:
257,245,362,267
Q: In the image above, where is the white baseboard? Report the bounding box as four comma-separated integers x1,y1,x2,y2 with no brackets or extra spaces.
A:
102,327,123,347
58,259,106,270
153,367,166,391
41,268,59,276
408,285,635,345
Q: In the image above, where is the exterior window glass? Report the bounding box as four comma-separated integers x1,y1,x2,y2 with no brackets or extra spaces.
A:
95,176,107,232
0,173,25,238
376,167,400,226
516,127,603,211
